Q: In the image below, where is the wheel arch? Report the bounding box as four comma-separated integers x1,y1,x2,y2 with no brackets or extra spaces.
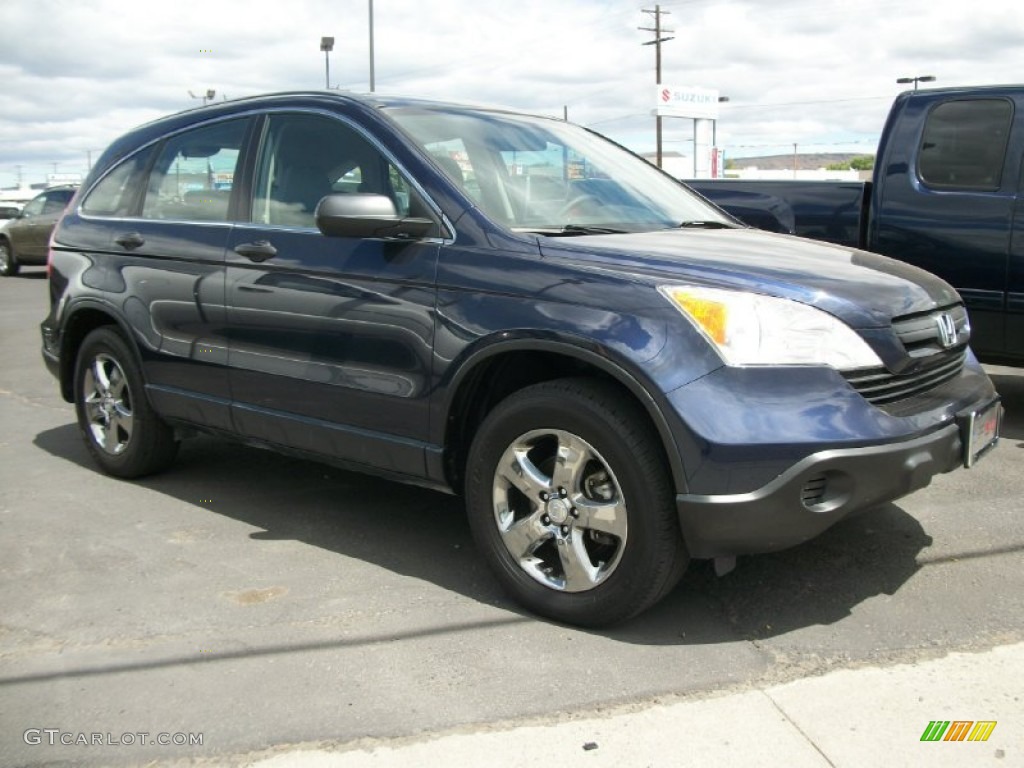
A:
57,302,141,402
440,336,689,496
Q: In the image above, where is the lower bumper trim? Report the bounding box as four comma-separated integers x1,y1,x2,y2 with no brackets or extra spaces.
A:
676,424,962,559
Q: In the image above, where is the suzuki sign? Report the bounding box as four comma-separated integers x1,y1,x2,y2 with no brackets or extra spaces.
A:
656,86,721,119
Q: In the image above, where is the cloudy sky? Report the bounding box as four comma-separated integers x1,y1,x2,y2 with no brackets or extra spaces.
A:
1,0,1021,188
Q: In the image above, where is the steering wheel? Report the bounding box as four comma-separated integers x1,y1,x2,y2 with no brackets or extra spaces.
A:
559,194,603,219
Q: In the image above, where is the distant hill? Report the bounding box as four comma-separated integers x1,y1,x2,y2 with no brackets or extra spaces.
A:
727,153,870,171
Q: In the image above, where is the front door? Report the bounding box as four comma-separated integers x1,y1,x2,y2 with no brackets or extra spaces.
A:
1008,151,1024,362
224,111,440,478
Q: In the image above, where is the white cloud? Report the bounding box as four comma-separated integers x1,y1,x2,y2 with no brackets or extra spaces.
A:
1,0,1021,186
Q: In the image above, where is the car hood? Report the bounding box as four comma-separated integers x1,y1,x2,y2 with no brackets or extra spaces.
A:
539,228,961,329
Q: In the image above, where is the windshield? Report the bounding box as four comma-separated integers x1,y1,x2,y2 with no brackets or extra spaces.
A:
387,106,733,234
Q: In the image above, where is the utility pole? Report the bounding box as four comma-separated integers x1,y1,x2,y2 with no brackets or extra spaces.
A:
640,5,674,169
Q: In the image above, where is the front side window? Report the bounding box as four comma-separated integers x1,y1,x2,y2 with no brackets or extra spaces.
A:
918,99,1013,191
388,107,731,233
252,113,423,229
142,119,247,222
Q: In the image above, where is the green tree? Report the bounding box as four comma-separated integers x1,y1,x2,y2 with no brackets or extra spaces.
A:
826,155,875,171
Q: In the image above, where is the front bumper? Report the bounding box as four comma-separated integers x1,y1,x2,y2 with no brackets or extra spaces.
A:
676,420,968,559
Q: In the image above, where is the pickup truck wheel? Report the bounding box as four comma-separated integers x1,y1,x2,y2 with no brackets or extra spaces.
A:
74,327,178,478
0,239,19,277
466,378,688,626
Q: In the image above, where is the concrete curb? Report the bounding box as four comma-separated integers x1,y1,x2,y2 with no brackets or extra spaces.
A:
246,643,1023,767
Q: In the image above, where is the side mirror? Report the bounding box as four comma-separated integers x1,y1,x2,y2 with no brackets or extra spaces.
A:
315,193,436,240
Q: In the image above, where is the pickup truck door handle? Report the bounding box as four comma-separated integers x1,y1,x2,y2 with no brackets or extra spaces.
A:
234,240,278,262
114,232,145,250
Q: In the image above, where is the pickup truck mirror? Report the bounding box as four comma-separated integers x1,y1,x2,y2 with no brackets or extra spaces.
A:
315,193,436,240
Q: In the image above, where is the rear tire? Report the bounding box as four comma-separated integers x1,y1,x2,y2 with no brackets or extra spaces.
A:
465,377,688,626
0,239,19,277
74,327,178,478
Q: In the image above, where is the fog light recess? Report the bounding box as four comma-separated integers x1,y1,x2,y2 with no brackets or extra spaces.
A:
800,471,853,513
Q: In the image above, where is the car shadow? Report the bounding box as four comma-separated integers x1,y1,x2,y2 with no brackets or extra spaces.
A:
606,502,930,644
35,423,931,646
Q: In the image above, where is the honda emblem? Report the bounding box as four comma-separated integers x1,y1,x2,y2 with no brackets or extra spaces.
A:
936,313,958,348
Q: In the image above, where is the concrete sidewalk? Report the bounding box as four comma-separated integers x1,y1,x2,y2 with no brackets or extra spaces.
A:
245,643,1022,768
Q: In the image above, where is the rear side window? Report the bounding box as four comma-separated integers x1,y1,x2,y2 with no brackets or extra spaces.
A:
918,99,1012,191
41,189,74,214
82,146,156,217
142,119,248,222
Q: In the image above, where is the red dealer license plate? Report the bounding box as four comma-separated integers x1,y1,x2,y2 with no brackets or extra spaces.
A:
960,398,1001,468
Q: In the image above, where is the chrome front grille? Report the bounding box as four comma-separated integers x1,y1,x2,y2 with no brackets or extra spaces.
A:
891,304,969,358
843,303,969,407
842,349,966,405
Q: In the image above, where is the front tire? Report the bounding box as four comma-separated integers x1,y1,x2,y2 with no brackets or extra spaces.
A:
465,378,688,626
74,327,178,478
0,238,19,277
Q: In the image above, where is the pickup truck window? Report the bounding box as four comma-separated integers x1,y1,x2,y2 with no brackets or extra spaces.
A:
918,99,1013,191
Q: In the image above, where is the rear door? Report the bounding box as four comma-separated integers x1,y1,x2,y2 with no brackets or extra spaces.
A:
224,111,441,478
100,117,252,429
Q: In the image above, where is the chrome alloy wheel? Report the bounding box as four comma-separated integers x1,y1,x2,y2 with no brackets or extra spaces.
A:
491,428,628,592
82,353,134,455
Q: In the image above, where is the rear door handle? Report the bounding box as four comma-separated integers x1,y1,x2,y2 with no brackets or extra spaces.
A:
115,232,145,250
234,240,278,262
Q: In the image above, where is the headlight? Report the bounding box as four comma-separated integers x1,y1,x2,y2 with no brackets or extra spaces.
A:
659,285,882,369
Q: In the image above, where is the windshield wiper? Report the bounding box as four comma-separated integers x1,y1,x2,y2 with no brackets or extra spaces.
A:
675,220,734,229
554,224,631,236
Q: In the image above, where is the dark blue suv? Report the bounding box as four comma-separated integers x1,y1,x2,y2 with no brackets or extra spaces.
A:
42,92,1001,625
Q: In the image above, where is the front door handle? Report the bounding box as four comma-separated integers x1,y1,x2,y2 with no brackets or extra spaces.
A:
234,240,278,262
115,232,145,250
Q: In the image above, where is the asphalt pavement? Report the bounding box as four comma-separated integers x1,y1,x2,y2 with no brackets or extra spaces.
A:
1,267,1022,767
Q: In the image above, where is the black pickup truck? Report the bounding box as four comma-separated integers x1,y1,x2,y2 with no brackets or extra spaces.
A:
689,85,1024,365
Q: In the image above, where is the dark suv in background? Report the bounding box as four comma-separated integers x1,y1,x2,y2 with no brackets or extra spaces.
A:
41,92,1000,625
0,185,77,276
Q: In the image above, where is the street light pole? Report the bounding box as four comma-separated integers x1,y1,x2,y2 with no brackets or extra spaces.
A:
321,36,335,89
368,1,376,92
712,96,729,177
188,89,216,106
896,74,936,91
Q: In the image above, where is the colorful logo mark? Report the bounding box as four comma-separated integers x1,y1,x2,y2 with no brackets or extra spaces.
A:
920,721,997,742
